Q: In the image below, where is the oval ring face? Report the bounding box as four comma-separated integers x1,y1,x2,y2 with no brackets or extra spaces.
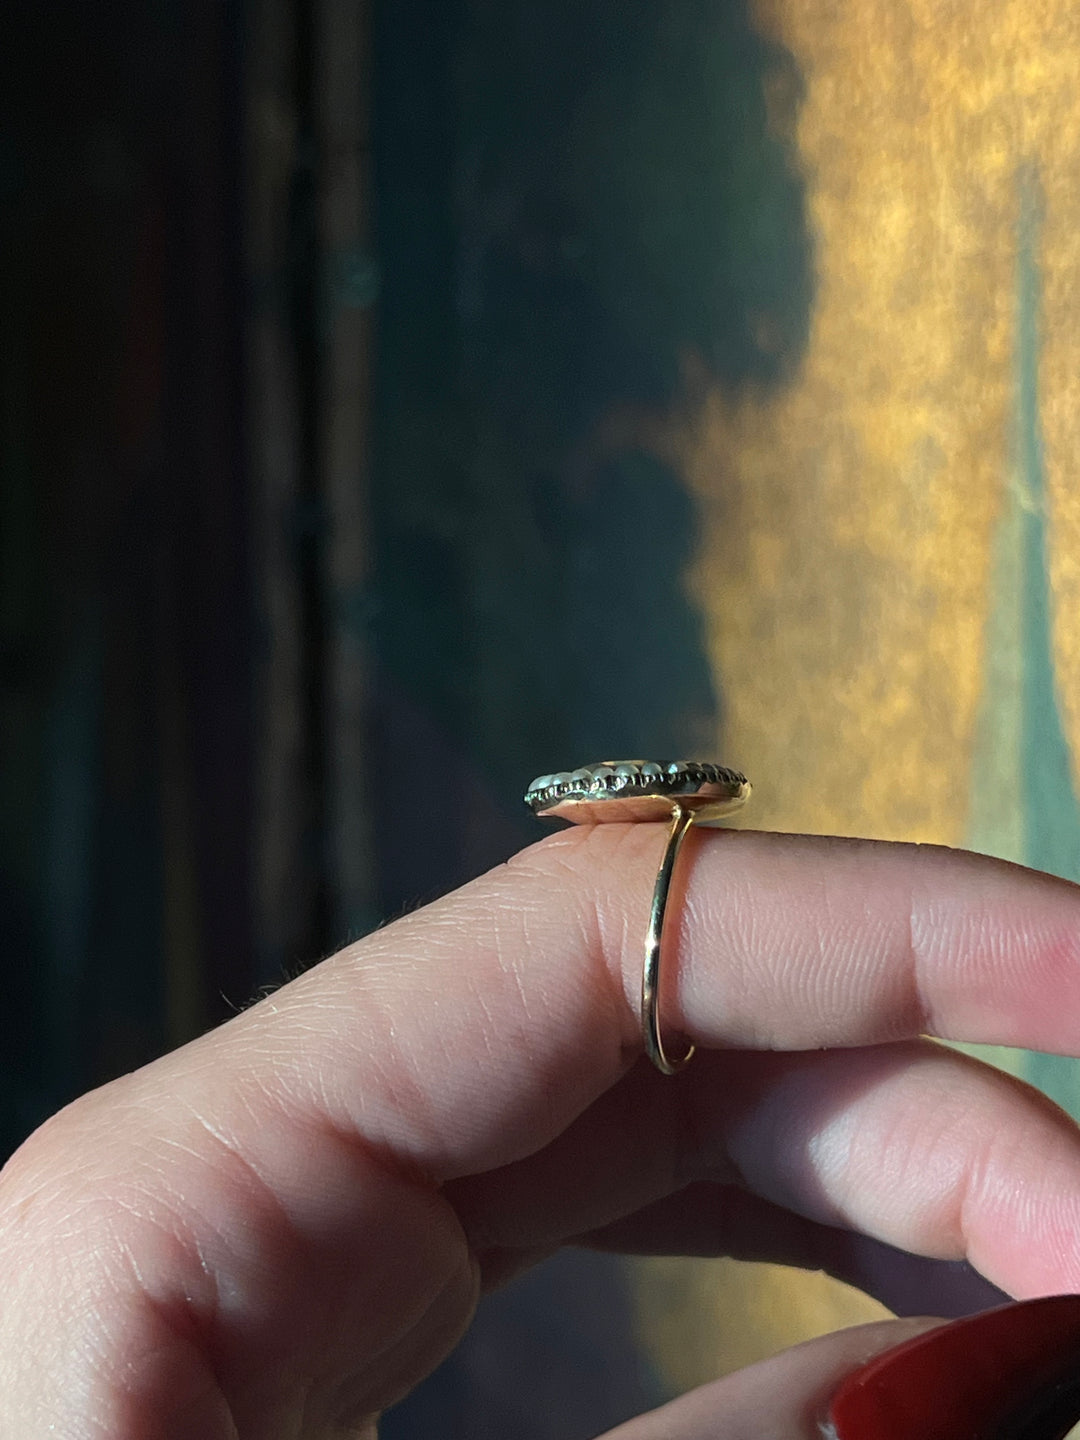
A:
524,761,751,825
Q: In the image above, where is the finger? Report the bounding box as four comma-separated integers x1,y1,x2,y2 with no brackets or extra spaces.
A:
445,1039,1080,1298
472,1187,1004,1315
8,828,1080,1431
581,1183,1009,1319
597,1317,945,1440
210,826,1080,1186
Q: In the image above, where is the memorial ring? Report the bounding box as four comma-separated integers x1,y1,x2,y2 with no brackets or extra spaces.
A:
524,761,751,1075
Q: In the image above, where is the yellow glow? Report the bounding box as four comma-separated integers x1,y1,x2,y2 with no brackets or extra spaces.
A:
633,1257,889,1387
667,0,1080,840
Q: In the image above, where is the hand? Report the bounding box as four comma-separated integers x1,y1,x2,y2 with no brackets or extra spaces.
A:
3,826,1080,1439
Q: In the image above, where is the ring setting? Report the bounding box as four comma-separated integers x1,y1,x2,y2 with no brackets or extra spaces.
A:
525,760,751,1074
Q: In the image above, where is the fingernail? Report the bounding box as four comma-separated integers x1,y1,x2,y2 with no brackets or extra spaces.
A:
828,1294,1080,1439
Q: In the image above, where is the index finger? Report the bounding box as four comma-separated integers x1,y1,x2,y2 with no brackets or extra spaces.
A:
228,825,1080,1180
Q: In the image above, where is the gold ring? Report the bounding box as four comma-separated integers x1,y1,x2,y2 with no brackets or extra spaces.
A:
524,761,751,1075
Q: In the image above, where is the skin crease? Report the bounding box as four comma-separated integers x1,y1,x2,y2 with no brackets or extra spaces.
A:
4,828,1080,1436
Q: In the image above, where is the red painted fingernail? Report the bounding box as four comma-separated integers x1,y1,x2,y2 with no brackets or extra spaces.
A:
828,1295,1080,1439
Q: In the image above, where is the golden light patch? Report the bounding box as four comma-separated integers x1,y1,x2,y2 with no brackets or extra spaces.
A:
667,0,1080,841
631,1256,889,1387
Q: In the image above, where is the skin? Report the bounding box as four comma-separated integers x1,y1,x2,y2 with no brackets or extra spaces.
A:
4,826,1080,1438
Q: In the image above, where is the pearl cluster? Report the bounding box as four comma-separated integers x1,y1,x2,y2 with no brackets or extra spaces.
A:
524,760,747,811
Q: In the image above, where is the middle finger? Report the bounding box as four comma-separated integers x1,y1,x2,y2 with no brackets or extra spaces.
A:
447,1040,1080,1299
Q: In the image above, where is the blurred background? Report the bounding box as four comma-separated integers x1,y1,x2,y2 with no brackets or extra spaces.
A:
4,0,1080,1433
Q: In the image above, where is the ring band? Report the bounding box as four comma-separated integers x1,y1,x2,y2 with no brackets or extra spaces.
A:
524,761,751,1075
643,803,697,1073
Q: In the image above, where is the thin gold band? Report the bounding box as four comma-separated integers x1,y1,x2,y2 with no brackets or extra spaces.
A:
641,802,697,1075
